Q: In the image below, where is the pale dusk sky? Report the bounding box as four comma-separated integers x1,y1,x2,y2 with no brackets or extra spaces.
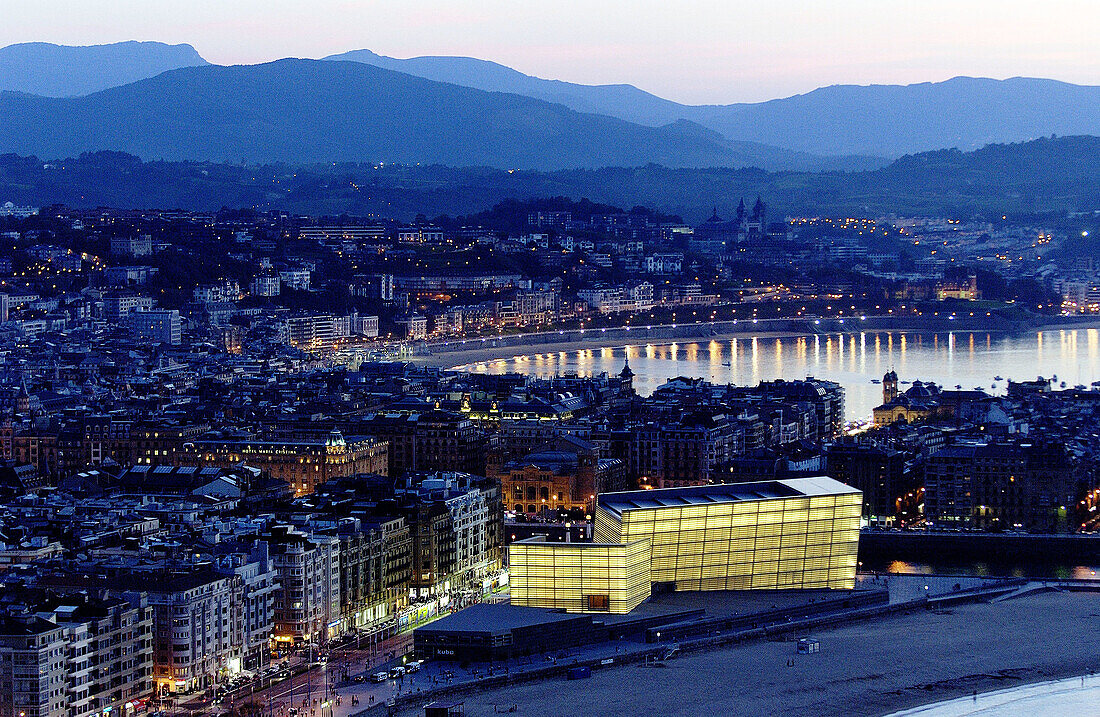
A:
2,0,1097,103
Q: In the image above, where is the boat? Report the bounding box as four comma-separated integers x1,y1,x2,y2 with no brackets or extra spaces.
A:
1060,381,1067,388
871,379,881,384
994,375,1003,381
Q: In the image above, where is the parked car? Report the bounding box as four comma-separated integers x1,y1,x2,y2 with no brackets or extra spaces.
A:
371,672,389,683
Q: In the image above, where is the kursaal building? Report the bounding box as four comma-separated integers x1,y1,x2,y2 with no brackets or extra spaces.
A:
510,477,861,614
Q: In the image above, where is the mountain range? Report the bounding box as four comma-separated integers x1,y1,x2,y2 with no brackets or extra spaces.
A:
0,41,1097,168
0,59,846,170
0,41,207,97
327,50,1100,157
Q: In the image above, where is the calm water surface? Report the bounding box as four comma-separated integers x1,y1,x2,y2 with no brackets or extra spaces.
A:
864,559,1100,580
457,327,1100,420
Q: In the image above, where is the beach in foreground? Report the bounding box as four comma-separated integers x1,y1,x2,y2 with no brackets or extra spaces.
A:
888,672,1100,717
395,591,1100,717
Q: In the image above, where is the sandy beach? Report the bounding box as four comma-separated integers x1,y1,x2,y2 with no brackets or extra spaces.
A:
395,591,1100,717
424,328,801,369
420,316,1100,371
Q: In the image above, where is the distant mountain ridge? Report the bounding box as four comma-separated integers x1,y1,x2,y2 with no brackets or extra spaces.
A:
1,135,1095,220
326,50,1100,157
0,41,1096,162
0,59,847,171
0,41,208,97
323,48,683,125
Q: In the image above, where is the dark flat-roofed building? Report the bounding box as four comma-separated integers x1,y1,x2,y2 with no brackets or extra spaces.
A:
413,602,598,662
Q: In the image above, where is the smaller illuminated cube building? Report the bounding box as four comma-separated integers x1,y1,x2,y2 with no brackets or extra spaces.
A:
509,537,651,614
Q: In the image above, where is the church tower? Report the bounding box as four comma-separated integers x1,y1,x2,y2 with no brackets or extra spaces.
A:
883,370,899,404
619,358,635,396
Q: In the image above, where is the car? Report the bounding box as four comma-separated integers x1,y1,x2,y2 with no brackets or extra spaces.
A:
353,674,365,683
389,666,406,678
371,672,389,683
405,661,421,673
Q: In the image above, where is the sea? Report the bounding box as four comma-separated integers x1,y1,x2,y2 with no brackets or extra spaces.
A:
455,326,1100,421
455,324,1100,577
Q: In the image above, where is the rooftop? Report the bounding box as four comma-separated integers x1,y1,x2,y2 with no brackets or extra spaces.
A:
415,602,588,635
597,476,860,519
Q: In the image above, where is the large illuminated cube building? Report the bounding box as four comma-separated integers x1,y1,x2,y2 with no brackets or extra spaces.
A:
509,477,861,613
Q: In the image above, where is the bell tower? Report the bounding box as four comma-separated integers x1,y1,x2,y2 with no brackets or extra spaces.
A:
619,358,635,396
883,370,898,404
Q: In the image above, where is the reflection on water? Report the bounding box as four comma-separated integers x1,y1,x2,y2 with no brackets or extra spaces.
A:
456,328,1100,420
867,559,1100,581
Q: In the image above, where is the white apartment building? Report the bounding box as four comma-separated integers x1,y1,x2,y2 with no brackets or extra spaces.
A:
126,309,182,345
265,528,342,646
146,570,243,694
0,616,67,717
279,269,311,291
249,275,281,297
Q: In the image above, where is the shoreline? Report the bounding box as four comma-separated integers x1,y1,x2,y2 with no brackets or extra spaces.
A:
886,672,1100,717
419,314,1100,370
388,590,1100,717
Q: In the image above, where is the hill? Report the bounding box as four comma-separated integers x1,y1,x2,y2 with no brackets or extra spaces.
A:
688,77,1100,157
0,41,208,97
0,58,844,171
1,136,1095,221
4,42,1093,160
323,49,685,126
328,51,1100,158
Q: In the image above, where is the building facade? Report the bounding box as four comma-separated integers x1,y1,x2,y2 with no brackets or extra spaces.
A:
172,430,388,496
509,537,651,614
593,478,861,592
266,528,342,647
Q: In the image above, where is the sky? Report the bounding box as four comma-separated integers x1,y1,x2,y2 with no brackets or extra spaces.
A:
2,0,1098,104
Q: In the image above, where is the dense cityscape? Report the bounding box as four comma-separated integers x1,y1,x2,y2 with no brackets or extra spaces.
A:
0,194,1096,716
0,7,1098,716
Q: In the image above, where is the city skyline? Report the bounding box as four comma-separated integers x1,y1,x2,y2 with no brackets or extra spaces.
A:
0,0,1096,103
0,3,1098,715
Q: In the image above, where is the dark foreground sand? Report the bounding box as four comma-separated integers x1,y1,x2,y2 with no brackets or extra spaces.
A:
399,592,1100,717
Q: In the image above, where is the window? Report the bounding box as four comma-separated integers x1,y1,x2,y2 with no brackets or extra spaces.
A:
586,594,609,611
